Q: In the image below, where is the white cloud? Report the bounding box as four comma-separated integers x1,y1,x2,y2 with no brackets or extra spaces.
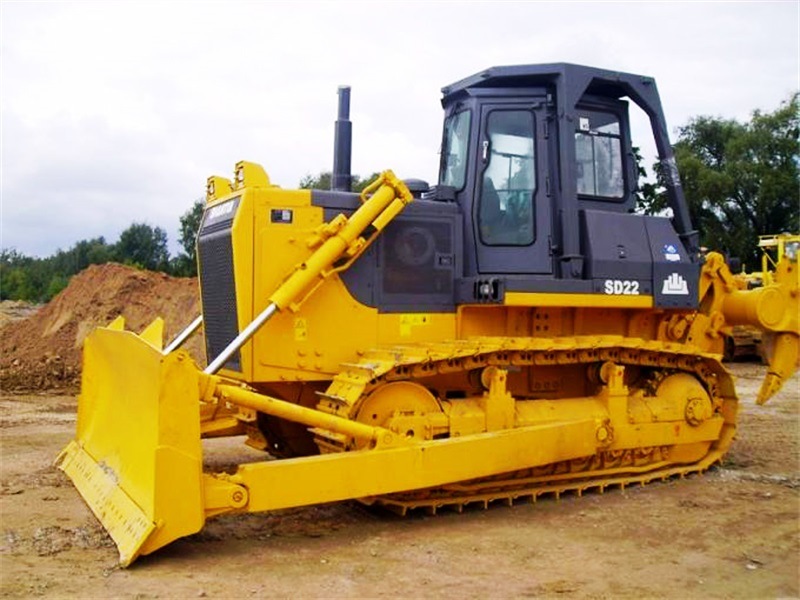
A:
2,0,798,257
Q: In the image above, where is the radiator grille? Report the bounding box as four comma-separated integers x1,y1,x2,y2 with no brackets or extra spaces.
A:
197,198,241,371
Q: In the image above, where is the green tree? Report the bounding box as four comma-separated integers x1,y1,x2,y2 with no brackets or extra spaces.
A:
299,171,381,193
300,171,333,190
0,249,35,300
638,94,799,270
46,274,69,299
115,223,170,271
1,238,117,302
632,146,660,212
179,199,204,260
0,249,54,302
171,198,205,277
51,237,113,277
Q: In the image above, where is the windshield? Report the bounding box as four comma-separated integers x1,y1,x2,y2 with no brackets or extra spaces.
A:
439,110,471,189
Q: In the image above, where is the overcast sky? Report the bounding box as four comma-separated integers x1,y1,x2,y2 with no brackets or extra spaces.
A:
1,1,798,258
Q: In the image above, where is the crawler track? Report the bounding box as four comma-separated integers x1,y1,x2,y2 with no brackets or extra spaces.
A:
315,336,738,513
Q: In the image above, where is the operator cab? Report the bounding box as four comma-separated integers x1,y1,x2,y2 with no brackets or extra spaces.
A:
438,83,635,276
431,63,699,308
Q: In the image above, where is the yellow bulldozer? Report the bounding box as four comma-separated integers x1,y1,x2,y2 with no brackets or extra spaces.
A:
57,64,799,566
724,233,800,361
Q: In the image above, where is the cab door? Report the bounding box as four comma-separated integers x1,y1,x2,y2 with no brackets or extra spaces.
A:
473,103,552,274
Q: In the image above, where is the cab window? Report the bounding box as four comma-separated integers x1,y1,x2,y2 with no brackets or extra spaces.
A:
478,110,536,246
575,111,624,199
440,110,471,189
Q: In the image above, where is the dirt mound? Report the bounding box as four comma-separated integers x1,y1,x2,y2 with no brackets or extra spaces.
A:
0,264,205,392
0,300,41,327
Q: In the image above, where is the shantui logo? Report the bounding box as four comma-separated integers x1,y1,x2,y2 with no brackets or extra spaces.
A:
662,273,689,295
207,201,235,221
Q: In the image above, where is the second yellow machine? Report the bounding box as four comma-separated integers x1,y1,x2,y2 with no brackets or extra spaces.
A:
59,64,799,565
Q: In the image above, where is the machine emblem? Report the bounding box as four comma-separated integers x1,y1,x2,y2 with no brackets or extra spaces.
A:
662,244,681,262
662,273,689,295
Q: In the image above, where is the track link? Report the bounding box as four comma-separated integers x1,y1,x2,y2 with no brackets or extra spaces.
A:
365,447,725,515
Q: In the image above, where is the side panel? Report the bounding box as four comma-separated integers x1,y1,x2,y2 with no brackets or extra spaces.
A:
645,216,699,309
581,210,653,297
249,188,371,382
578,210,698,308
319,194,462,313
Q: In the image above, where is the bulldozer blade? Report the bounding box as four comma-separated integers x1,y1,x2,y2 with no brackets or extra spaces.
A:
138,317,165,351
57,325,205,566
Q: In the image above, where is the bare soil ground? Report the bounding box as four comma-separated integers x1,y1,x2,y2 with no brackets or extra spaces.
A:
0,264,203,392
0,301,41,328
0,362,797,599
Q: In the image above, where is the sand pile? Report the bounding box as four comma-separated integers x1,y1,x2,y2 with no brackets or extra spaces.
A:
0,263,205,392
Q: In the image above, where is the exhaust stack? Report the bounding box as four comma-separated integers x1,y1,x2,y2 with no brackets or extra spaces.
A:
332,86,352,192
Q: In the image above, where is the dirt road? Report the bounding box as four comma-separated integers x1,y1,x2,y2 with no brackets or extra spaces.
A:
1,362,797,599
